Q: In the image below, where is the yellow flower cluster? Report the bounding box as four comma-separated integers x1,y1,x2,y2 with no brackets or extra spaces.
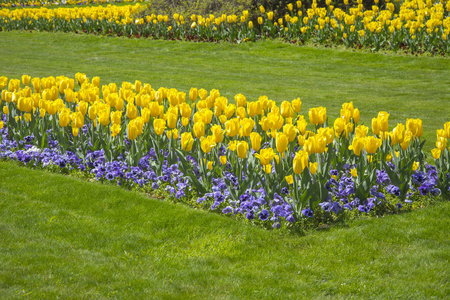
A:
0,0,144,8
1,74,445,178
0,4,143,25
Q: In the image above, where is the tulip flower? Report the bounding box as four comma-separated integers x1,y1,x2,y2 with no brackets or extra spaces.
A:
236,141,249,159
111,124,121,137
353,108,360,123
283,123,297,142
285,175,293,184
200,136,216,154
154,118,166,136
280,101,294,118
308,106,326,125
211,124,224,143
334,118,346,137
436,137,447,151
348,137,364,156
59,108,71,127
220,156,227,165
292,98,302,113
225,118,240,137
309,162,318,175
391,123,405,145
127,121,139,140
406,118,423,137
250,132,262,152
293,150,308,174
364,136,382,154
276,133,289,155
431,148,441,159
255,148,278,165
181,132,194,151
193,121,206,138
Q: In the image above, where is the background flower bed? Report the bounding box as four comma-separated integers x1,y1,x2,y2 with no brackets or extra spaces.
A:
1,0,449,54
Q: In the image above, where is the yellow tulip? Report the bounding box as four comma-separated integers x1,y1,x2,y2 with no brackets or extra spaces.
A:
377,111,389,132
0,121,3,129
240,118,255,137
225,118,240,137
70,111,84,128
198,88,207,100
98,108,110,126
353,108,360,123
355,125,368,138
280,101,294,118
250,132,262,152
166,112,178,129
3,105,9,115
308,106,326,125
236,141,249,159
200,136,216,154
264,164,272,174
59,108,71,127
255,148,278,165
193,121,206,138
78,101,88,116
292,98,302,113
436,136,447,151
127,121,139,140
348,137,364,156
309,162,318,175
364,136,382,154
293,150,308,174
285,175,293,184
181,132,194,151
400,130,413,150
207,161,214,170
431,148,441,159
334,118,346,137
406,118,423,137
444,122,450,139
154,118,166,136
372,117,381,135
22,75,31,86
211,124,224,143
283,123,297,142
179,102,192,118
111,111,122,125
350,168,358,177
111,124,121,137
391,123,405,144
220,155,227,165
412,161,419,171
276,133,289,154
234,93,247,107
126,102,137,120
247,101,262,117
72,127,79,137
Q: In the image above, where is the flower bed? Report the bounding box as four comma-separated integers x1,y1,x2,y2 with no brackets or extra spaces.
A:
0,0,449,54
0,74,449,229
1,0,145,8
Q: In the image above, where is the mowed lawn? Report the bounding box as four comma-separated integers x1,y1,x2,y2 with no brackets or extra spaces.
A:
0,161,449,299
0,31,449,298
0,31,449,153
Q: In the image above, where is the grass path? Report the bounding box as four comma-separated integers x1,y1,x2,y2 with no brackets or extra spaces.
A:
0,31,449,153
0,161,449,298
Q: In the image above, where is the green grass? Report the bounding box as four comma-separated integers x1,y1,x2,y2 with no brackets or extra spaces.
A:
0,160,448,298
0,31,449,155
